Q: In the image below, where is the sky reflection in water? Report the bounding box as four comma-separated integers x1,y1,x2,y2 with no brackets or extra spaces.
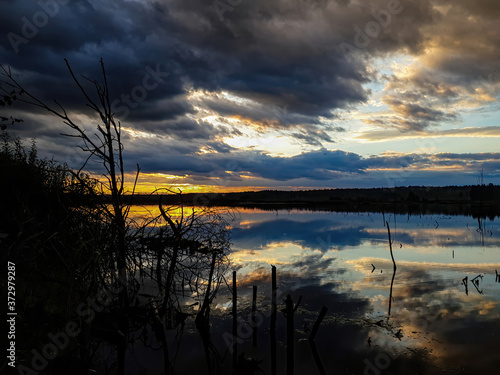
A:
223,208,500,373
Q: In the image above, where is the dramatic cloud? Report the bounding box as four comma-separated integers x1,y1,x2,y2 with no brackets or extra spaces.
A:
127,147,500,182
1,0,500,189
0,0,438,123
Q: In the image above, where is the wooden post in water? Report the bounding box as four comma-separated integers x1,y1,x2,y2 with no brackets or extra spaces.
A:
309,306,328,341
386,221,397,318
271,266,277,325
285,295,294,375
270,265,277,375
252,285,257,347
309,340,326,375
232,270,238,369
309,306,328,375
284,294,302,375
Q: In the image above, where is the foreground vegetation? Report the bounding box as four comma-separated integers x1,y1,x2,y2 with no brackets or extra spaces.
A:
0,61,231,374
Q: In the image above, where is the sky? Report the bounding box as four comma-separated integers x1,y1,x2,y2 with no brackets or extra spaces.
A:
1,0,500,193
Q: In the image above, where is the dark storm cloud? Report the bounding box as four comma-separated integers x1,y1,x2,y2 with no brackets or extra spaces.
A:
132,148,368,180
115,95,196,123
1,1,184,124
190,93,348,145
130,118,223,140
290,128,335,146
0,0,439,128
2,0,500,188
1,0,497,130
203,141,236,154
378,95,458,131
190,92,326,129
128,144,500,183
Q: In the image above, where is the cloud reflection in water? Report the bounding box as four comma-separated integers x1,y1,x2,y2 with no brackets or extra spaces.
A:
221,209,500,373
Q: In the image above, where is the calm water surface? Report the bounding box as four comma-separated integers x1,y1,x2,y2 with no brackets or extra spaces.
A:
130,207,500,374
